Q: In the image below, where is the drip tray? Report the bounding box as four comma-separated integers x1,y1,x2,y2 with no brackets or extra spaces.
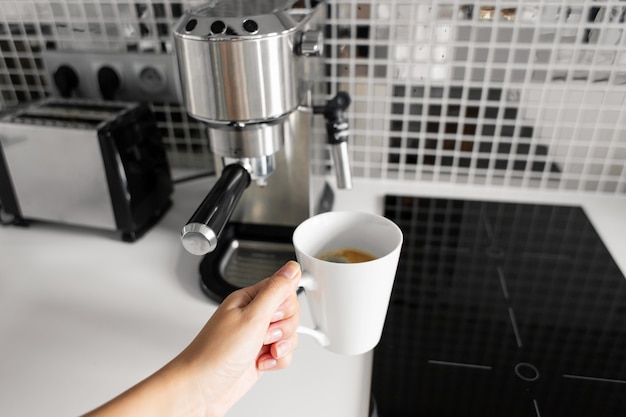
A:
199,223,296,302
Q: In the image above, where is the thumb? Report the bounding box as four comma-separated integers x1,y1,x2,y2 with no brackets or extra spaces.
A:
244,261,301,320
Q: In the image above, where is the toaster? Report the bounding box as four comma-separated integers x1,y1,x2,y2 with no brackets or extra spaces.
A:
0,99,173,241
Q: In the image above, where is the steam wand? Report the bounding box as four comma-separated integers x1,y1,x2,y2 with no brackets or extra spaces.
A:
314,92,353,190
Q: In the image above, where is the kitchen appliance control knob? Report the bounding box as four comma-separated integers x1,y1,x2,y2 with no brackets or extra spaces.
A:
298,30,324,57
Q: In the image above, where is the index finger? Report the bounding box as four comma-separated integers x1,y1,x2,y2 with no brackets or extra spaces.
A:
243,261,301,322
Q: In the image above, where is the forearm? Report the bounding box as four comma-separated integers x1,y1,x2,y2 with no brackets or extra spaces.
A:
82,361,209,417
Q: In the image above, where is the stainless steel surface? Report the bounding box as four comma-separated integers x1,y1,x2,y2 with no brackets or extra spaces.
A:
0,123,116,229
0,99,129,230
298,30,324,57
229,108,313,226
174,34,299,123
222,156,276,184
175,0,329,254
173,0,323,124
208,121,284,159
331,141,352,190
217,239,296,288
313,91,353,190
10,106,120,126
181,223,218,256
0,98,173,239
5,99,134,128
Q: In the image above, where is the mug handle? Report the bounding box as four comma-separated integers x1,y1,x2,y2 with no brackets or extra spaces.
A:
296,272,330,347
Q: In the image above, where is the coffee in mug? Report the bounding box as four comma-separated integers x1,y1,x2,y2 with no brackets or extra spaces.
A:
316,247,377,263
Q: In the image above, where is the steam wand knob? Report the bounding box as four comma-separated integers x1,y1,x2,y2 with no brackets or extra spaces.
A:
314,92,353,189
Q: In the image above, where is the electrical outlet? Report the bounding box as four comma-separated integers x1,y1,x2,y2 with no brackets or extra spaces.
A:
42,51,182,103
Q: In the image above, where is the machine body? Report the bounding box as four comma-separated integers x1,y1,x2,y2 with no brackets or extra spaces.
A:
173,0,351,257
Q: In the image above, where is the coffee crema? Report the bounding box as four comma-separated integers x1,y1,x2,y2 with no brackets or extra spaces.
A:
316,247,377,263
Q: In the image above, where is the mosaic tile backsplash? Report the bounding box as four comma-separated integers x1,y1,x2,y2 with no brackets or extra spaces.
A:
1,0,625,194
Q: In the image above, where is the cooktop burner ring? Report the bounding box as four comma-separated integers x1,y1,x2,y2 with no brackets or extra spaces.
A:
515,362,540,382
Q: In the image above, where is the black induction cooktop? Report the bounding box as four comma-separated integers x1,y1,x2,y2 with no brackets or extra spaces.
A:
373,195,626,417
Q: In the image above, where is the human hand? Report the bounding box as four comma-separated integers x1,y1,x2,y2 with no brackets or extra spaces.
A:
83,261,302,417
172,261,302,417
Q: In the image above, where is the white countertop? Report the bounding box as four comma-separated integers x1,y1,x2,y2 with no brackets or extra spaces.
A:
1,175,624,417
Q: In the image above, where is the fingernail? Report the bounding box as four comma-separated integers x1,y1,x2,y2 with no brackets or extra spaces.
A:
271,310,285,322
264,328,283,344
259,358,277,370
275,341,291,358
277,261,299,280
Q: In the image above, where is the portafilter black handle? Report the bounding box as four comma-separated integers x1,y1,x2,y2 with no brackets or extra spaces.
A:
181,164,250,255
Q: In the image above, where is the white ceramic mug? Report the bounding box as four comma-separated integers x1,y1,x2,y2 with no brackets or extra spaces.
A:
292,211,403,355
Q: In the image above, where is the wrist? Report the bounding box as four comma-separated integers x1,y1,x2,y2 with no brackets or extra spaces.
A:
163,354,229,417
149,360,205,417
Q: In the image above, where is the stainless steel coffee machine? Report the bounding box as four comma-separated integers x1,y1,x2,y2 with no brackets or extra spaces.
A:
173,0,351,298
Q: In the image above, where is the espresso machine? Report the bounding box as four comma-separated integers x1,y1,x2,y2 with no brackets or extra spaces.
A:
173,0,352,299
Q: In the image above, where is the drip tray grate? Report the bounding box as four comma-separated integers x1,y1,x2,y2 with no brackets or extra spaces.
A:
199,223,296,302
